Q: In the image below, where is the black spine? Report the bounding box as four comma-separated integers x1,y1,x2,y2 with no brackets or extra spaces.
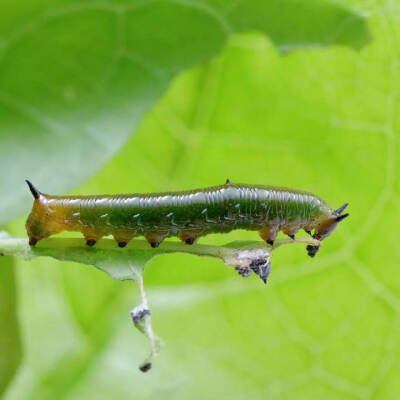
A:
26,180,40,199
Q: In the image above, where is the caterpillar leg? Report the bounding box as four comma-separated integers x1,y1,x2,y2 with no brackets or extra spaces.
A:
145,231,169,248
303,225,313,236
306,245,320,257
113,230,137,248
303,225,320,256
259,226,278,246
178,229,204,245
83,230,104,247
282,227,298,240
29,237,38,246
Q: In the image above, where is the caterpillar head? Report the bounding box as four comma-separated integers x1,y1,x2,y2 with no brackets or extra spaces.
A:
25,180,60,245
307,203,349,258
314,203,349,241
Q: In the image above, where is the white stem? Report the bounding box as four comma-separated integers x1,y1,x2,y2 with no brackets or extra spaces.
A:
137,273,158,359
132,269,162,372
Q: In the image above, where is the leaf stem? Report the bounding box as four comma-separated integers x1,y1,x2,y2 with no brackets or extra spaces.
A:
0,237,320,263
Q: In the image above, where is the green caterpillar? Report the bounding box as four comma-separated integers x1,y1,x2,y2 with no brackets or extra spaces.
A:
25,179,349,258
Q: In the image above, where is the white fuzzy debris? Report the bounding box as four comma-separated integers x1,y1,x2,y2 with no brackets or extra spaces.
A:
224,247,271,268
224,247,272,283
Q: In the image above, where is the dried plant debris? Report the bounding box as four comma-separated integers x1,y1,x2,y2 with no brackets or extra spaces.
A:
225,247,272,283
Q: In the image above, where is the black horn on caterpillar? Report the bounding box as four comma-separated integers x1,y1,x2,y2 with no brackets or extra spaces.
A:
335,203,349,215
336,213,349,223
25,180,40,199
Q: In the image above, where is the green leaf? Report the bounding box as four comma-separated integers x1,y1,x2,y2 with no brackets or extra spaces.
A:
8,16,393,400
0,256,22,397
0,0,369,224
7,1,400,398
0,234,318,372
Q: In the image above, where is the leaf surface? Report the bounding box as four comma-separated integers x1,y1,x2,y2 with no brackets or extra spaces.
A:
0,0,369,223
0,256,21,397
6,0,400,399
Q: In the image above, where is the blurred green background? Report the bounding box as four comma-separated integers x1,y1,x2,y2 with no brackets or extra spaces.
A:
1,0,400,399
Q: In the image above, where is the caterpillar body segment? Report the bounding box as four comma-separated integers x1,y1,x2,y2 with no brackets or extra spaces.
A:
25,181,349,256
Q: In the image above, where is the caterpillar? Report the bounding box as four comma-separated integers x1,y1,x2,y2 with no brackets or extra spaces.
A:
25,179,349,257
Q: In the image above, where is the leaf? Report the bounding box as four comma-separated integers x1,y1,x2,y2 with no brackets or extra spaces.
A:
0,256,22,397
0,0,369,224
0,234,318,372
0,235,304,280
9,15,395,400
6,1,400,399
0,235,320,287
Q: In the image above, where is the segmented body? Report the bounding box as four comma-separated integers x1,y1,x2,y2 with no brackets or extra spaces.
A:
26,182,343,252
54,185,324,233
